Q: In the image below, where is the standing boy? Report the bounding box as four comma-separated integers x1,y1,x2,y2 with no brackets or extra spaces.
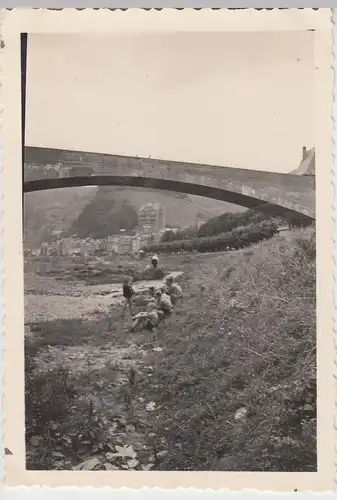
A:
122,276,134,316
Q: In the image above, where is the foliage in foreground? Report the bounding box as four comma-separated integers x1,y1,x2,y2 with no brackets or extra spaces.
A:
25,228,316,471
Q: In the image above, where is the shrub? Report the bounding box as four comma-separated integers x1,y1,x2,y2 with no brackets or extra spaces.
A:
145,221,278,254
160,210,278,243
295,227,316,261
197,209,278,238
25,355,77,437
161,227,197,242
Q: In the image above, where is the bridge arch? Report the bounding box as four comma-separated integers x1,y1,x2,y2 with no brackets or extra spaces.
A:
24,175,315,223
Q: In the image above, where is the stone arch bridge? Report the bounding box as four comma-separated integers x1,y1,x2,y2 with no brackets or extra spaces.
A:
24,147,315,222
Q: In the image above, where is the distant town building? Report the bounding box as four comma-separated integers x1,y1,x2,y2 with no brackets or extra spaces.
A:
40,242,49,256
118,235,133,254
196,212,206,230
139,202,166,233
36,232,145,258
131,234,141,253
139,232,156,249
52,230,63,239
106,236,120,254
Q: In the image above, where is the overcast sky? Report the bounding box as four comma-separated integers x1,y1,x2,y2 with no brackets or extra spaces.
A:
26,31,314,173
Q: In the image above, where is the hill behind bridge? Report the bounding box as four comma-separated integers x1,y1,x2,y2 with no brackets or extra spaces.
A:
24,186,244,245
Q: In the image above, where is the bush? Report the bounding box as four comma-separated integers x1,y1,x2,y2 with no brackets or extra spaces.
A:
160,210,277,244
146,221,278,254
161,227,198,243
197,209,278,238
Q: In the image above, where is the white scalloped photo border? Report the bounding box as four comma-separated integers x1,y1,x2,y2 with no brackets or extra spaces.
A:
0,7,334,493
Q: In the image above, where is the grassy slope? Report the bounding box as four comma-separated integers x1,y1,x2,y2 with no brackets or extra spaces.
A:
141,228,316,471
25,228,316,471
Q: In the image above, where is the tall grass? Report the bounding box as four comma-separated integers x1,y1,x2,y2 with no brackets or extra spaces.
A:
139,227,317,471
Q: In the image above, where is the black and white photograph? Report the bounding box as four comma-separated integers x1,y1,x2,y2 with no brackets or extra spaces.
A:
22,30,318,473
0,9,330,489
22,29,319,474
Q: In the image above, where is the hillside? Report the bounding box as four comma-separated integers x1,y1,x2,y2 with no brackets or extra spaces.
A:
24,187,98,246
24,185,245,244
68,187,139,239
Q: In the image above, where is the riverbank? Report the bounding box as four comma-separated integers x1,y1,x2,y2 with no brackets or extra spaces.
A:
25,228,316,471
24,270,183,325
